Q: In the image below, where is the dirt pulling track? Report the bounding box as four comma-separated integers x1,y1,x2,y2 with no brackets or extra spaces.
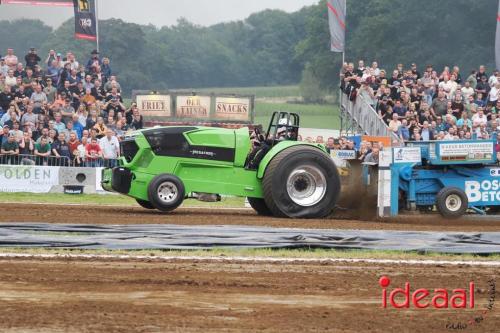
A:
0,203,499,332
0,203,499,232
0,257,497,332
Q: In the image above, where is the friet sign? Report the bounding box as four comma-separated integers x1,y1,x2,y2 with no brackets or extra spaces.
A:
0,166,60,193
214,97,251,121
137,95,171,117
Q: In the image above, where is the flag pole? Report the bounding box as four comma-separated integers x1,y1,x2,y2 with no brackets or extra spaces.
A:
95,0,100,53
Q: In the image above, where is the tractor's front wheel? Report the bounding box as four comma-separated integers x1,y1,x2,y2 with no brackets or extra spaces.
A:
136,199,155,209
147,174,185,212
247,197,273,216
263,146,341,218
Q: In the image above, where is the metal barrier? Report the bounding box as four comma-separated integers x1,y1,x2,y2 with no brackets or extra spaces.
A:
0,154,119,168
341,94,399,141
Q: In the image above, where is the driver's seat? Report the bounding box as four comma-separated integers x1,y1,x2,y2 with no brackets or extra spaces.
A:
245,112,300,170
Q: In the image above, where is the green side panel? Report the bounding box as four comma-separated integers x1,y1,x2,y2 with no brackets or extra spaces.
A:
234,127,251,167
185,127,235,148
175,162,262,197
101,168,113,192
128,171,155,201
256,142,328,179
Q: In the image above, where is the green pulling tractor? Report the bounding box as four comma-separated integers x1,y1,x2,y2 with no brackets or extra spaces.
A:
101,112,341,218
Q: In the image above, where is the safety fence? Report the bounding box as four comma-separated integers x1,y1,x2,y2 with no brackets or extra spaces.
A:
341,94,399,141
0,154,119,168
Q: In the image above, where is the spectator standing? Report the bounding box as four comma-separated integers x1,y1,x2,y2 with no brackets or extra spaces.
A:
34,136,51,165
0,86,14,112
43,78,57,103
5,70,16,87
0,58,8,76
129,109,144,130
420,121,434,141
46,60,60,85
99,129,120,167
101,57,112,80
52,133,71,165
24,48,41,69
364,145,380,165
30,84,47,111
75,136,87,166
4,48,18,70
397,119,410,141
1,132,19,164
19,131,34,157
85,137,103,167
86,50,102,73
53,113,66,133
67,132,80,165
431,91,448,117
93,117,107,139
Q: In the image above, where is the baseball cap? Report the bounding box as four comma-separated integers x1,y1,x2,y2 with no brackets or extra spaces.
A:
57,53,62,57
3,124,9,129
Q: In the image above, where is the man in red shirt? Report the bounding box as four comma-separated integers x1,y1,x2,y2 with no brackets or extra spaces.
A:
85,137,103,167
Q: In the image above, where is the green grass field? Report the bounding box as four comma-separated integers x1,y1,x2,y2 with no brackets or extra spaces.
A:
254,101,339,129
0,193,245,208
2,247,499,261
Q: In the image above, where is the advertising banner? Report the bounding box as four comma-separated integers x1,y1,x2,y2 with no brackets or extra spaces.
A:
439,142,494,162
214,97,251,121
331,150,356,160
73,0,97,41
393,147,422,164
137,94,171,117
0,166,60,193
1,0,73,6
176,96,211,119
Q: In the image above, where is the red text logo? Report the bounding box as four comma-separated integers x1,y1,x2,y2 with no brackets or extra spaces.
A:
379,276,475,309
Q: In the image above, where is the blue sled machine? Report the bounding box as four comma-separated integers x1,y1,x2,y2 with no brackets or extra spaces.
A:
377,139,500,218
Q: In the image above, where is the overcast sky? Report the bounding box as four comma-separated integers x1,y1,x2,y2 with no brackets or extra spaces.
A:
0,0,318,28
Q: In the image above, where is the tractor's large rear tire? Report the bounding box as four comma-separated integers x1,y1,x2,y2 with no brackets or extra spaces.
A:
263,146,341,218
147,174,185,212
436,187,468,219
247,197,273,216
136,199,155,209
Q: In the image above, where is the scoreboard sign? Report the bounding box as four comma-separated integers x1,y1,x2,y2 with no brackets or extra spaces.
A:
176,96,211,119
136,95,171,117
214,97,251,121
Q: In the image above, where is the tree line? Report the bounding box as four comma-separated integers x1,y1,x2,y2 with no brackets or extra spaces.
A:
0,0,497,97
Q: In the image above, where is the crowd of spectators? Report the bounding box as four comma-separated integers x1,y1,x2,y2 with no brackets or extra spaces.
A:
0,47,144,167
341,60,500,147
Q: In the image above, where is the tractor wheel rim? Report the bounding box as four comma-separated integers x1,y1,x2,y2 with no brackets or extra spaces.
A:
445,194,462,212
286,165,327,207
157,181,178,203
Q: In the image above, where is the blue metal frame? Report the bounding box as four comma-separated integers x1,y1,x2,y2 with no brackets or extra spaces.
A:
390,139,499,216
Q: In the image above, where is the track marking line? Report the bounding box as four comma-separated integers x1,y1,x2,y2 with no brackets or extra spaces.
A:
0,253,499,266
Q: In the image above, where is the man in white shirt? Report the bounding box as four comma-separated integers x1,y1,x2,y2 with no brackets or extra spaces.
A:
3,48,18,70
472,108,488,126
461,81,475,103
99,128,120,167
